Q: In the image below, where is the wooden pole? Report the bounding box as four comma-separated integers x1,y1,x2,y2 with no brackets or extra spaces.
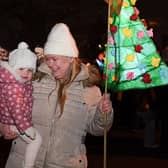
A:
104,0,111,168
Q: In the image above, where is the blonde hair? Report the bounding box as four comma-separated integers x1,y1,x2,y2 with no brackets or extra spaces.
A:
57,58,81,117
83,64,101,87
34,58,81,118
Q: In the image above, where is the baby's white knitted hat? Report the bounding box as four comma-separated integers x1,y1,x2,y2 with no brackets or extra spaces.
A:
9,42,37,72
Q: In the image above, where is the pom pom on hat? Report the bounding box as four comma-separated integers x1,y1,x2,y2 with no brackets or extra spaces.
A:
44,23,79,57
9,42,37,72
18,42,28,49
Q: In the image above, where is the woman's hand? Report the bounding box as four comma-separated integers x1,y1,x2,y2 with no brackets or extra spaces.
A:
99,93,112,114
0,123,18,139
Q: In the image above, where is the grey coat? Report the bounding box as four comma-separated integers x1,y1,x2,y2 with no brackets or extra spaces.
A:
5,63,113,168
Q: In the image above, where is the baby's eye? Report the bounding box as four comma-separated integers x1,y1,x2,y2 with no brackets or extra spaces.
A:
28,69,33,72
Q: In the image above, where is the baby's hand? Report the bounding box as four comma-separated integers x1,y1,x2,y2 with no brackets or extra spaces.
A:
0,123,18,139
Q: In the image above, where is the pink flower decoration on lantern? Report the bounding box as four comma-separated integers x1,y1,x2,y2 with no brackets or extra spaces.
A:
126,72,134,80
134,7,140,15
137,31,144,39
108,63,114,70
108,36,114,44
147,28,153,37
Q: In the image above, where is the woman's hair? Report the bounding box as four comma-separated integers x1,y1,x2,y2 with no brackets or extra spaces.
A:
57,57,81,117
34,58,101,118
83,64,101,87
33,58,81,118
32,71,46,81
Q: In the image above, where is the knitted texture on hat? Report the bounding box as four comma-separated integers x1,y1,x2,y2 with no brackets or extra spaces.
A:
44,23,79,57
9,42,37,72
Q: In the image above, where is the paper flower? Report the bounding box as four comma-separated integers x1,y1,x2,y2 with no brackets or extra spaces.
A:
109,17,114,24
137,31,145,39
130,14,138,21
108,36,114,44
151,57,160,67
123,1,129,7
134,7,139,15
134,45,143,53
142,73,152,84
147,28,153,37
122,28,132,38
126,54,135,62
126,72,134,80
108,63,115,70
112,74,117,81
110,25,118,33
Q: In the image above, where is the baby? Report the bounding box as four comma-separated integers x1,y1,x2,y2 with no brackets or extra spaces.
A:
0,42,42,168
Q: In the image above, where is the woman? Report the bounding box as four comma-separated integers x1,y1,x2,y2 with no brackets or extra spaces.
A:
2,23,113,168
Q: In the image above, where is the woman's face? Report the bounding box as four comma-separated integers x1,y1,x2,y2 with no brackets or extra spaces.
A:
45,55,73,80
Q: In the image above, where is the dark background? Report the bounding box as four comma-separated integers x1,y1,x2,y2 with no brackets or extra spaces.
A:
0,0,167,61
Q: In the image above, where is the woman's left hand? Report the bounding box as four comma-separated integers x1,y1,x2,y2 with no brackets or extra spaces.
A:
99,93,112,114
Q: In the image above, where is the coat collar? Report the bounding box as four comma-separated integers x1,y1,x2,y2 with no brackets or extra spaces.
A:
38,62,89,82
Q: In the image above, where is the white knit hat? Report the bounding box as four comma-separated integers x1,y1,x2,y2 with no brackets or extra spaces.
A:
9,42,37,72
44,23,79,57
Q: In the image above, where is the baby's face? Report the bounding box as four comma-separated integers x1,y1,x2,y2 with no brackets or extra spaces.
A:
15,68,33,83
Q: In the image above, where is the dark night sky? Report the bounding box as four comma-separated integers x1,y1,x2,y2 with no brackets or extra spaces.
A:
0,0,167,59
137,0,168,50
137,0,168,30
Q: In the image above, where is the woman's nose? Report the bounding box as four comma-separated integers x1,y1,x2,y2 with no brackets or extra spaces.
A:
48,60,59,69
47,60,55,67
